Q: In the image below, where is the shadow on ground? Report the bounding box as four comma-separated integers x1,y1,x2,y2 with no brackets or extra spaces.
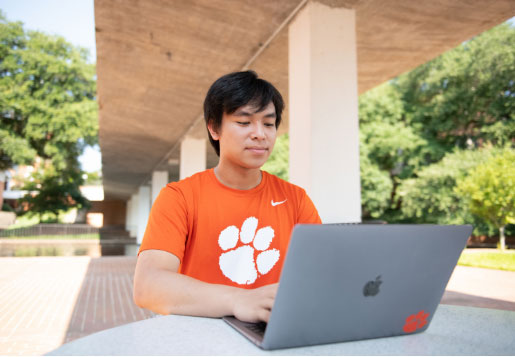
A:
441,290,515,311
63,257,155,344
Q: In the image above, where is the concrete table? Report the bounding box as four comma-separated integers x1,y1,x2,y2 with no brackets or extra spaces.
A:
48,305,515,355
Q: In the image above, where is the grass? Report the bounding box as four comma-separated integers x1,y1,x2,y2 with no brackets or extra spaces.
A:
458,249,515,272
0,233,100,240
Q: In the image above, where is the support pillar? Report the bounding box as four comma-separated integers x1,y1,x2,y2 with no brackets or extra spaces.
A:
129,193,139,238
180,136,206,180
136,186,151,244
125,198,132,233
152,171,169,204
289,1,361,223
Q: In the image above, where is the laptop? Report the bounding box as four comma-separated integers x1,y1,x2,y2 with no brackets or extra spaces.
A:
223,224,472,350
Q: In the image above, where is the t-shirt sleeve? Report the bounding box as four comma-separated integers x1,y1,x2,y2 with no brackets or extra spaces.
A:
297,189,322,224
138,184,189,261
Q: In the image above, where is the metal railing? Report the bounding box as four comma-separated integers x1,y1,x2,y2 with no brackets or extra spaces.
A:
0,224,99,238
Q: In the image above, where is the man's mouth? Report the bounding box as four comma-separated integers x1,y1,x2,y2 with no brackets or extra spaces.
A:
246,147,268,154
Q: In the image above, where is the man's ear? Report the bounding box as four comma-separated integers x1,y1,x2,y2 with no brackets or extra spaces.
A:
207,121,220,140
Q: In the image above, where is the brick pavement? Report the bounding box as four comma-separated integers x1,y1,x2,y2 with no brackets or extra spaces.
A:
0,257,154,356
63,257,155,344
0,256,514,356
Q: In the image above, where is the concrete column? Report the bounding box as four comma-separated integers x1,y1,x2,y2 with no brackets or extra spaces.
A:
289,1,361,223
129,193,138,238
180,136,206,180
136,186,151,244
125,198,132,232
152,171,169,204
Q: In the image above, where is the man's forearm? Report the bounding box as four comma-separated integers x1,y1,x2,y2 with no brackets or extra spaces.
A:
134,268,238,317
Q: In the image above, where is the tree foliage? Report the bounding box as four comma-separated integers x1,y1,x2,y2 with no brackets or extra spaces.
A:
359,82,432,220
21,161,90,222
394,23,515,153
360,149,392,219
0,13,97,217
455,149,515,248
398,148,498,233
359,21,514,231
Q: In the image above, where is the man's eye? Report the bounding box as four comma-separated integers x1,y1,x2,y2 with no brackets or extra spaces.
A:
237,122,250,125
264,123,275,127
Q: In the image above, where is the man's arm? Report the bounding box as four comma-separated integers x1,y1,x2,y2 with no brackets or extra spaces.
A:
133,249,277,322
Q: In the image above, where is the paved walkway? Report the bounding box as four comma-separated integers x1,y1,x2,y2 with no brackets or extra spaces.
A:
444,265,515,311
0,257,155,356
0,256,514,356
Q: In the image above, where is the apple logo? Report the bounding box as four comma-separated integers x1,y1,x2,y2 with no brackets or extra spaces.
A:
363,275,382,297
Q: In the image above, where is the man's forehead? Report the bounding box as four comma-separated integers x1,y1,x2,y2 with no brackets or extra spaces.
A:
235,102,275,114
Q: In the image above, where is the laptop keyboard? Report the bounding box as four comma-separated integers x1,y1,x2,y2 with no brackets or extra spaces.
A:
326,221,386,225
326,222,361,226
243,321,267,337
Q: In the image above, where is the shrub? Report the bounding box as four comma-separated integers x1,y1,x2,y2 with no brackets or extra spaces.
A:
398,147,512,236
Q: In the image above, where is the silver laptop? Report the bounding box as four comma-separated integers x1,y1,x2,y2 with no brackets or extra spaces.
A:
223,224,472,350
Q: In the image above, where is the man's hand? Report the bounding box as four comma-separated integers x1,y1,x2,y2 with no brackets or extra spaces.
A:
135,250,280,321
231,283,278,323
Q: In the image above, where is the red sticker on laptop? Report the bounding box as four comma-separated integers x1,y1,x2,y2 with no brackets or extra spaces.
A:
403,310,430,333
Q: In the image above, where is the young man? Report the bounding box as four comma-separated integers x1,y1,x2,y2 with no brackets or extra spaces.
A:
134,71,321,323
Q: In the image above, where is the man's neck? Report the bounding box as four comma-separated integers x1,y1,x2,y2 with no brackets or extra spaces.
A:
214,162,262,190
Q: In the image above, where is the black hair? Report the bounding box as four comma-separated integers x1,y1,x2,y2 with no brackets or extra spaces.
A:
203,70,284,156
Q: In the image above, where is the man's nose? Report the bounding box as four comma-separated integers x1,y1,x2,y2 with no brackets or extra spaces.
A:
251,123,265,139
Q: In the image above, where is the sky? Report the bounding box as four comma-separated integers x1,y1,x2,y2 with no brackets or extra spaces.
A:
0,0,101,172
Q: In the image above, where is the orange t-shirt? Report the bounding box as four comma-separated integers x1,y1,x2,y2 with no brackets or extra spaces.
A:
139,168,321,288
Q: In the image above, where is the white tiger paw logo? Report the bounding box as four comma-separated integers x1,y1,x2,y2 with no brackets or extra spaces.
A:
218,217,280,285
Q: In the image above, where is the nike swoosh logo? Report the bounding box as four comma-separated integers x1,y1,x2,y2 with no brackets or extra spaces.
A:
271,199,287,207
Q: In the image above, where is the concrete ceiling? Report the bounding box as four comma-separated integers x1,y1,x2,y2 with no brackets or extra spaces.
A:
94,0,515,200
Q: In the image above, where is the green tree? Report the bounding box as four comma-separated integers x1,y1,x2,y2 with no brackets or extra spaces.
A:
398,148,496,232
359,82,430,219
360,147,392,219
455,149,515,250
21,161,90,222
394,23,515,153
0,13,97,217
360,21,514,227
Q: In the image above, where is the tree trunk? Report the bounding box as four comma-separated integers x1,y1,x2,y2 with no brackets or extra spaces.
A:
499,225,506,251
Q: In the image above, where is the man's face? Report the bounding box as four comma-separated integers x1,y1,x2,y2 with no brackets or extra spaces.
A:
209,102,277,170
